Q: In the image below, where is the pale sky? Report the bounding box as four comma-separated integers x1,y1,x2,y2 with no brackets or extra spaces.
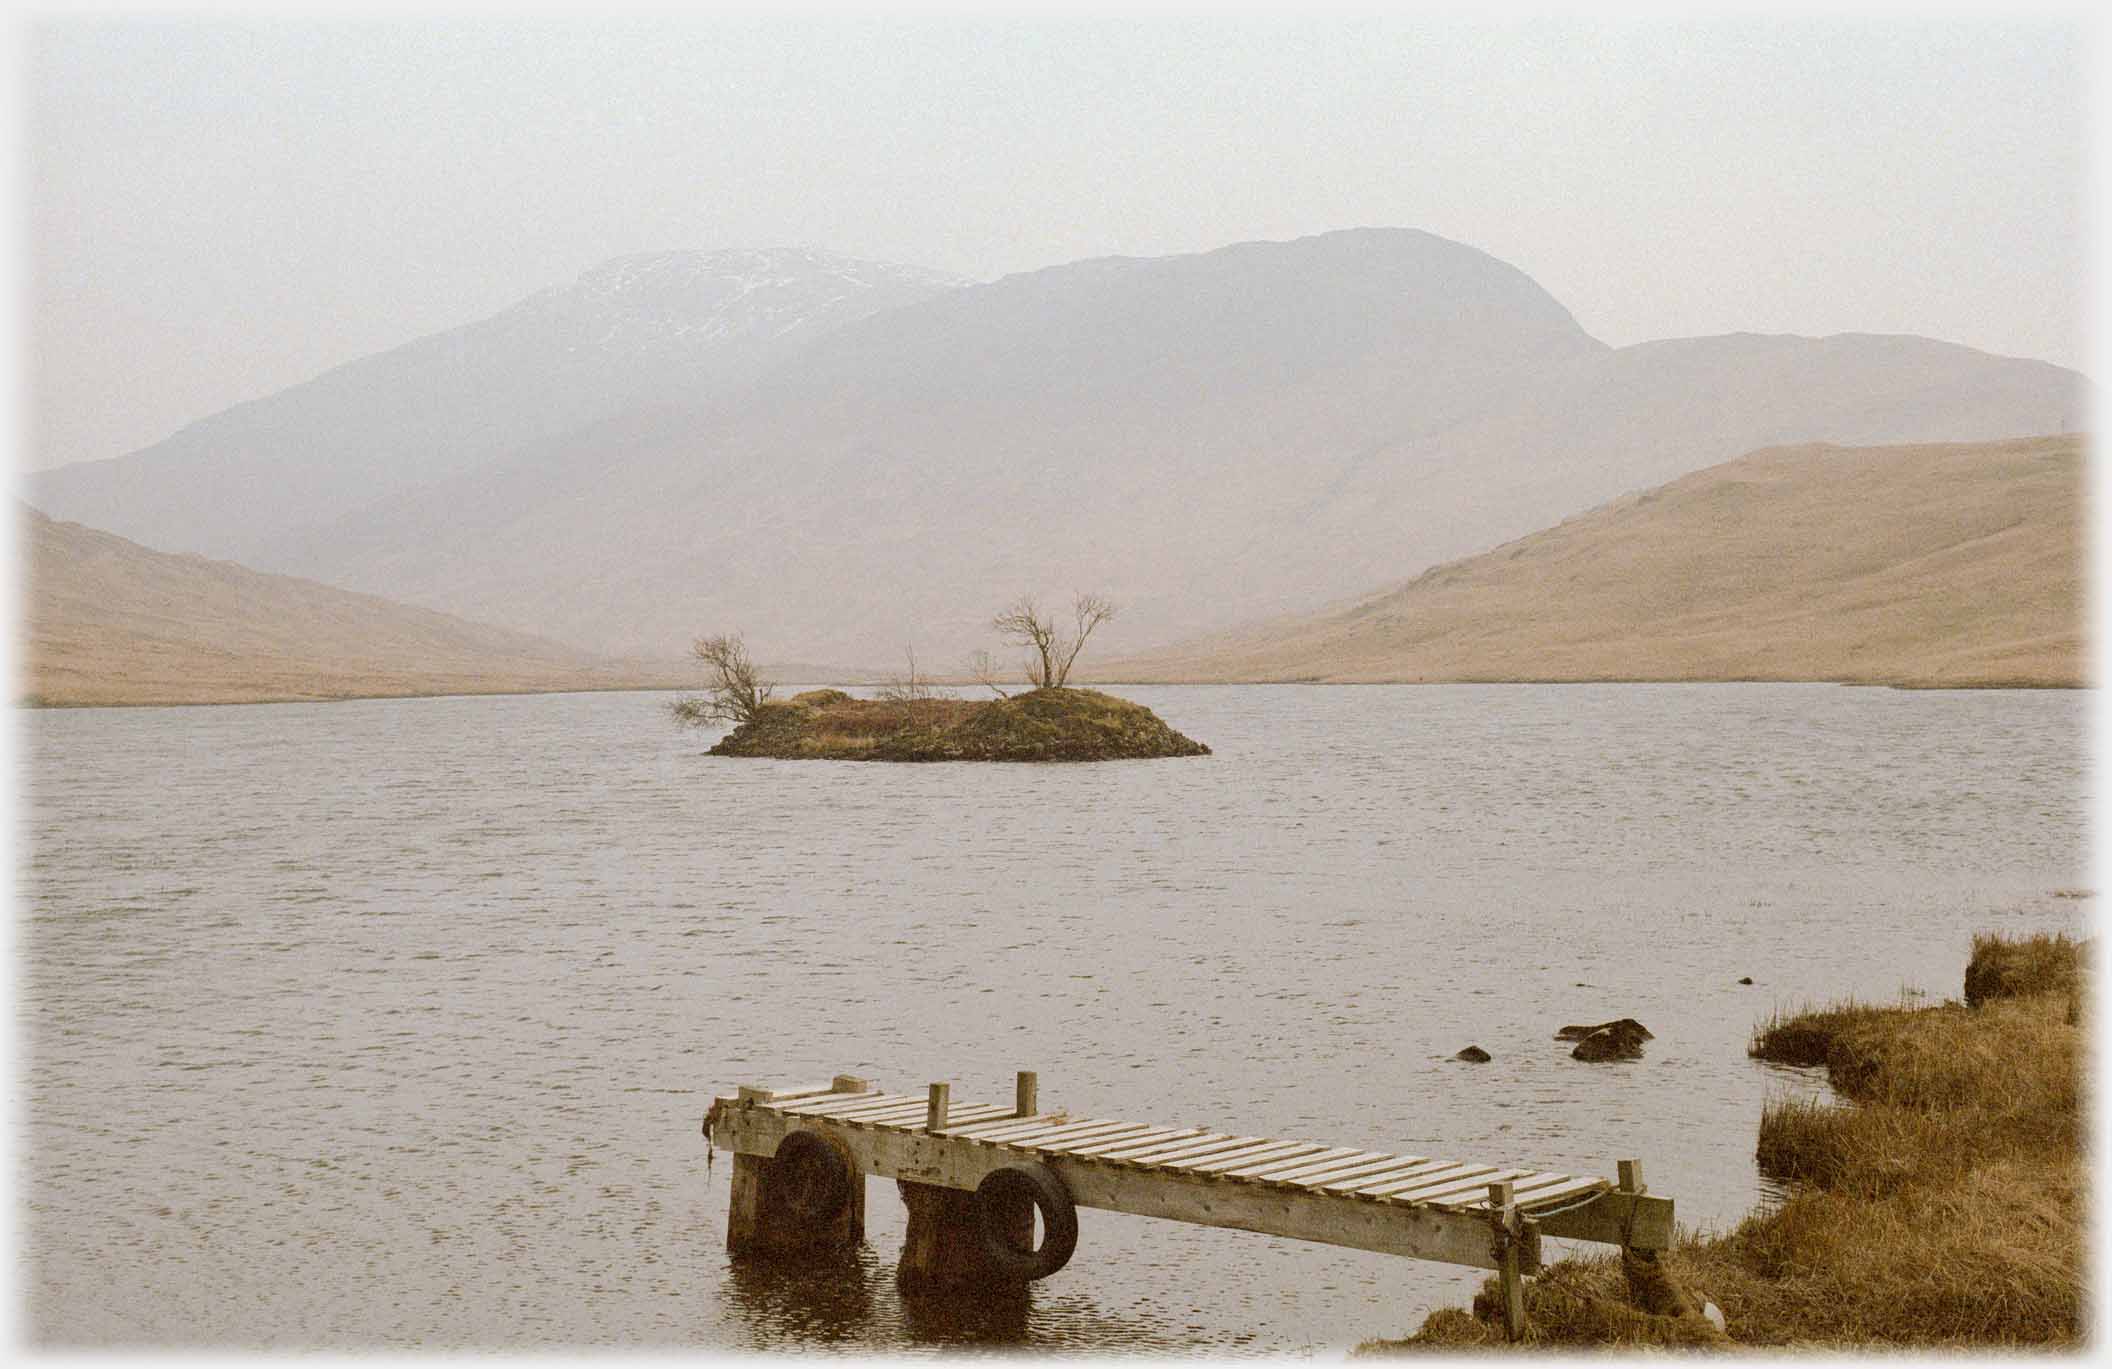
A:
21,14,2092,471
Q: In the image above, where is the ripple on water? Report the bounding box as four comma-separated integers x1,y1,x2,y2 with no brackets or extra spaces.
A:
20,684,2088,1350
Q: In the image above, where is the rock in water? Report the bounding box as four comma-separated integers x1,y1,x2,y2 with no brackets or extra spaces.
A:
1737,976,1754,985
1555,1017,1654,1042
1455,1045,1492,1062
1571,1020,1650,1061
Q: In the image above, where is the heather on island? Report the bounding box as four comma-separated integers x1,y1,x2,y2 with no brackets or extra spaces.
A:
673,595,1210,762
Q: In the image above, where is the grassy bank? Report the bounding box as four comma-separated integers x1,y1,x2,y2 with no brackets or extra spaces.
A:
1363,931,2087,1350
703,686,1211,762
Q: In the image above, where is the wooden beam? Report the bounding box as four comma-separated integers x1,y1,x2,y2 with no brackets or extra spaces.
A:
1530,1188,1674,1251
1396,1167,1534,1207
1360,1163,1499,1201
1065,1127,1203,1158
1002,1118,1146,1149
1090,1130,1230,1162
1053,1124,1193,1156
944,1112,1069,1138
775,1091,923,1117
925,1083,950,1133
956,1115,1099,1146
1237,1146,1367,1181
911,1103,1015,1130
1023,1121,1166,1154
1316,1158,1453,1195
1106,1134,1261,1167
1259,1150,1399,1185
712,1104,1509,1271
1514,1175,1607,1211
818,1098,932,1123
1188,1142,1332,1176
1015,1071,1038,1118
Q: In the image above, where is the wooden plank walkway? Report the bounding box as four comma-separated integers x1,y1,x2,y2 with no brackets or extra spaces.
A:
707,1074,1673,1275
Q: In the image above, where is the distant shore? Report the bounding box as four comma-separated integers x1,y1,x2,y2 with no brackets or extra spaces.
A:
19,672,2088,710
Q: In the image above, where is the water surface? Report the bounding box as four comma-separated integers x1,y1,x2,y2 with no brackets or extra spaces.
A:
20,684,2088,1350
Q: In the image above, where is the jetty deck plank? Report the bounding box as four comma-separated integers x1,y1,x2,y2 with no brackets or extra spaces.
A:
707,1079,1674,1270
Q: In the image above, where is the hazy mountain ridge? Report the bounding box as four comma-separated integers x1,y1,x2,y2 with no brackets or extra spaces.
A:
26,228,2088,671
1098,434,2085,688
26,247,969,564
19,505,690,706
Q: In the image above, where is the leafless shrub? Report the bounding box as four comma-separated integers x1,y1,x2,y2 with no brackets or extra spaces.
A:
875,646,940,704
670,632,774,726
990,591,1117,689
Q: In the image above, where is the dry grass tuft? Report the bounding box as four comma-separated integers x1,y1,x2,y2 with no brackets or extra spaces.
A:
1748,998,1903,1068
1964,930,2085,1007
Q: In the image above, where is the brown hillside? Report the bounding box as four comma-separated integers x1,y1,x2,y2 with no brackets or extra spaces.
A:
19,507,689,707
1104,434,2085,688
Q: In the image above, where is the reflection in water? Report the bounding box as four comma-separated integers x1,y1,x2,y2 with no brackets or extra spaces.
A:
722,1238,1207,1352
724,1247,880,1347
894,1279,1031,1348
21,685,2087,1350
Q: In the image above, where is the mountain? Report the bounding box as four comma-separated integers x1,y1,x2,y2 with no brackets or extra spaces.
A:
18,505,689,706
1098,434,2085,688
27,229,2088,670
26,248,967,562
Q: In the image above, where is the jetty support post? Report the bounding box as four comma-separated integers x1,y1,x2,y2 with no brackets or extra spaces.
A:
1015,1071,1038,1118
724,1080,869,1260
1489,1180,1527,1341
897,1078,1033,1295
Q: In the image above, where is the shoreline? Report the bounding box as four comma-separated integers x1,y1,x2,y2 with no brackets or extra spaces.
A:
18,675,2088,712
1360,931,2086,1350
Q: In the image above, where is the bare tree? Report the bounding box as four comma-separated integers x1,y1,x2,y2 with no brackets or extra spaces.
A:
990,592,1118,690
670,632,774,726
1055,592,1116,687
991,596,1060,689
876,646,937,704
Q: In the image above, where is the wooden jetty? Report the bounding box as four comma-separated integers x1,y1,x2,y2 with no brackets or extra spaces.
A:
705,1071,1675,1340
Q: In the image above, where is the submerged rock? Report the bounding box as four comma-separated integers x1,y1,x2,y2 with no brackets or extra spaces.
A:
1737,976,1754,986
1555,1018,1655,1042
1455,1045,1492,1063
1571,1020,1651,1062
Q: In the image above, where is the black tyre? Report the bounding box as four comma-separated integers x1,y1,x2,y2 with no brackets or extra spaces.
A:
973,1163,1078,1281
770,1129,854,1222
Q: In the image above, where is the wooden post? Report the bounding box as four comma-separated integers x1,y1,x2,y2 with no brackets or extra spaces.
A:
926,1082,951,1132
1490,1180,1525,1342
725,1085,865,1260
1618,1159,1646,1196
1015,1071,1038,1118
832,1075,870,1094
896,1178,1032,1294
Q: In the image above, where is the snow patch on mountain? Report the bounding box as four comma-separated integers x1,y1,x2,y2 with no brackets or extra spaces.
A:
511,247,972,360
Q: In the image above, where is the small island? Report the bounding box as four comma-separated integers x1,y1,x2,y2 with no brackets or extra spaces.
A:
675,593,1209,762
709,686,1210,762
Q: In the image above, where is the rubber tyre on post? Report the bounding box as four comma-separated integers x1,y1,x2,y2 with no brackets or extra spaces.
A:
973,1162,1079,1280
769,1129,853,1222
